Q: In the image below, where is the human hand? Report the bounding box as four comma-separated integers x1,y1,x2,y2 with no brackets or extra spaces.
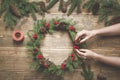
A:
75,30,97,43
75,49,98,59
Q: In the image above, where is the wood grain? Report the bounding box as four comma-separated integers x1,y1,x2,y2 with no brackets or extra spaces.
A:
0,1,120,80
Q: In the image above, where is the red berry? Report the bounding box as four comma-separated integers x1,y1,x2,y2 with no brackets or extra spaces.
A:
33,34,38,39
71,53,75,57
73,46,79,49
38,54,43,59
54,21,60,25
61,63,66,70
69,26,75,31
45,23,50,28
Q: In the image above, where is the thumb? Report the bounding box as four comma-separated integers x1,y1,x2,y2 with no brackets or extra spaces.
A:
80,36,89,43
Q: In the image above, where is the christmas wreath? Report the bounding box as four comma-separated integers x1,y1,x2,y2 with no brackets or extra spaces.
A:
27,18,94,80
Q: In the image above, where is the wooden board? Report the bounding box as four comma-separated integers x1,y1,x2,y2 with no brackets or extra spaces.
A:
0,1,120,80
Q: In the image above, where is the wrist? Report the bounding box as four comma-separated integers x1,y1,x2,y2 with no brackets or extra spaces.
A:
93,53,103,61
91,30,98,37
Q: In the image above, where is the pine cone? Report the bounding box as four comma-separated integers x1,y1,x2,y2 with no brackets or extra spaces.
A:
33,48,38,54
58,22,68,31
92,2,100,15
61,1,68,13
9,4,21,17
97,74,107,80
40,27,47,34
39,1,46,12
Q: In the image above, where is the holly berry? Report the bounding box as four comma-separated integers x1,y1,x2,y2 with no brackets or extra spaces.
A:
54,21,60,25
33,34,38,39
38,54,43,59
70,53,75,61
61,63,66,70
45,23,50,29
71,53,75,57
74,46,79,49
69,26,76,31
73,45,79,49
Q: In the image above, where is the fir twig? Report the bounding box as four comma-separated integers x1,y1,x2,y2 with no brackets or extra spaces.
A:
46,0,59,10
67,0,78,16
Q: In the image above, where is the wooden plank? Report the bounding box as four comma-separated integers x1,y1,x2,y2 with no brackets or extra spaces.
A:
0,1,120,80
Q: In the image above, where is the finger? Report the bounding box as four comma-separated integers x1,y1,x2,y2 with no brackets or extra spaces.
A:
75,49,85,56
80,36,89,43
79,49,87,52
75,32,85,41
76,53,87,59
76,52,82,58
76,51,84,58
75,49,87,59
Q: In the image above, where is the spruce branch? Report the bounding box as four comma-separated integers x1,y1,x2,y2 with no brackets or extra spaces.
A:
67,0,78,16
81,63,94,80
46,0,59,10
0,0,45,28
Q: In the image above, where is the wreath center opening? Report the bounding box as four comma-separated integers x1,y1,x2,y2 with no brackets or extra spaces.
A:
40,31,73,65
